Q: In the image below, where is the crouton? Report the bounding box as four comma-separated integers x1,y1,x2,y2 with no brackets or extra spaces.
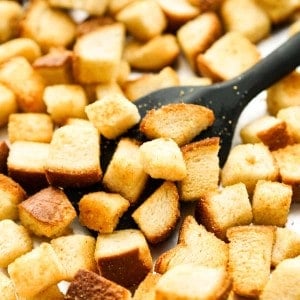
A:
132,181,180,244
221,143,278,194
45,124,102,188
140,103,215,146
227,225,276,297
95,81,125,99
18,186,76,238
95,229,153,288
0,141,9,174
78,191,130,233
0,271,16,300
85,94,140,139
0,219,32,268
8,113,53,143
7,242,65,298
65,269,132,300
0,83,17,128
27,285,64,300
252,180,292,226
133,272,161,300
195,183,253,240
139,138,187,181
102,138,149,205
178,137,220,201
196,32,260,81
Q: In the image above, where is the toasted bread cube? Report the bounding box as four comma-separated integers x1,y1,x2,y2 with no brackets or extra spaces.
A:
271,227,300,267
252,180,292,226
240,115,293,150
267,71,300,115
43,84,88,125
0,1,23,43
178,137,220,201
51,234,97,281
95,229,153,288
95,81,125,99
0,57,46,113
132,181,180,244
0,219,32,268
7,242,65,298
65,269,132,300
18,186,76,238
123,66,179,101
139,138,187,181
45,124,102,188
73,23,125,84
155,264,231,300
177,12,222,70
0,271,16,300
27,285,64,300
7,141,50,192
116,0,166,42
140,103,215,146
196,32,260,81
0,141,9,174
277,106,300,143
133,272,161,300
102,138,149,204
220,0,271,43
21,0,76,52
8,113,53,143
221,143,278,194
227,225,276,297
78,191,130,233
196,183,252,240
0,174,26,220
0,83,17,128
85,94,140,139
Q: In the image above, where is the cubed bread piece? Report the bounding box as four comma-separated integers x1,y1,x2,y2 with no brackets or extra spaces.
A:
0,271,16,300
0,1,23,43
124,34,180,71
139,138,187,181
0,173,26,220
196,31,260,81
271,227,300,267
95,81,125,99
195,183,253,240
43,84,87,125
20,0,76,52
133,272,161,300
252,180,292,226
102,138,149,205
8,113,53,143
132,181,180,244
260,257,300,299
220,0,271,43
277,106,300,143
272,144,300,185
76,17,116,37
0,141,9,174
95,229,153,288
0,37,41,65
73,23,125,84
7,141,50,192
78,191,130,233
155,264,232,300
240,115,293,150
18,186,76,238
51,234,97,281
65,269,132,300
85,94,140,139
7,242,65,298
33,48,73,85
155,215,228,274
0,56,46,113
227,225,276,298
221,143,278,194
123,66,179,101
267,71,300,115
140,103,215,146
26,285,64,300
0,219,32,268
0,83,17,128
178,137,220,201
115,0,166,42
45,124,102,188
177,12,222,70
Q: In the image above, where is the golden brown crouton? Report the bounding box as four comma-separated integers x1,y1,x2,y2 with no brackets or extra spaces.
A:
133,272,161,300
0,83,17,128
0,271,16,300
27,285,64,300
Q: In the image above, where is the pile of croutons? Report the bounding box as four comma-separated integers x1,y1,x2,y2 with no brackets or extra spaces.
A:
1,0,300,299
